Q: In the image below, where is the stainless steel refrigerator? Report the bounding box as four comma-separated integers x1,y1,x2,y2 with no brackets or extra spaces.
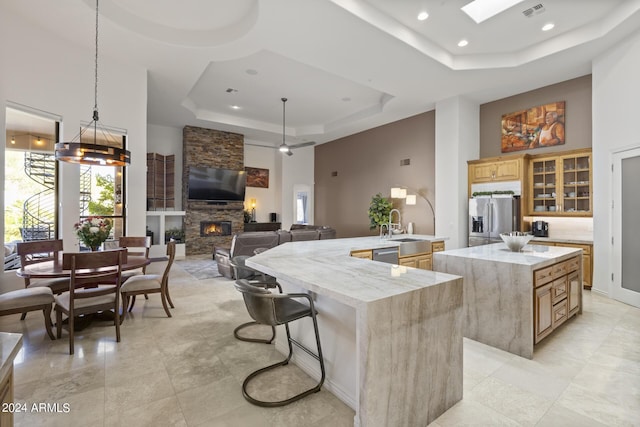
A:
469,196,520,246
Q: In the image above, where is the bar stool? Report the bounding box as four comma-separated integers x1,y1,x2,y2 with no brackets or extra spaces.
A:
234,279,326,407
230,256,279,344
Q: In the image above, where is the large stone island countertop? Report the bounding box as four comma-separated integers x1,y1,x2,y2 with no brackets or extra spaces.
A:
434,243,583,359
247,235,462,427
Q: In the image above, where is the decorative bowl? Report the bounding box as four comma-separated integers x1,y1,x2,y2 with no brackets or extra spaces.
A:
500,232,533,252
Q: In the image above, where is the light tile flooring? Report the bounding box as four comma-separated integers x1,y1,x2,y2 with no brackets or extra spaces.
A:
1,260,639,426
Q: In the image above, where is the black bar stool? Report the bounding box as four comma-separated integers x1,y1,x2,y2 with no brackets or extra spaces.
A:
234,279,326,407
230,256,279,344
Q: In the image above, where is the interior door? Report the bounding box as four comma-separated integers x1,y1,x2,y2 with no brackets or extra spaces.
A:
612,146,640,308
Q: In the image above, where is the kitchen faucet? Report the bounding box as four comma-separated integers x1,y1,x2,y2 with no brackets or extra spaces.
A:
389,209,401,235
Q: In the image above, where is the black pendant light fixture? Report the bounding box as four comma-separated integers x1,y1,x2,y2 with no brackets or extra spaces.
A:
278,97,293,156
55,0,131,167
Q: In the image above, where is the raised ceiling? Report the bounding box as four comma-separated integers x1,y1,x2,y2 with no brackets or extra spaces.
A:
4,0,640,146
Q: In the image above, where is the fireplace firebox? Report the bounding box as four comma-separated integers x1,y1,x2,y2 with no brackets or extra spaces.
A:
200,221,232,237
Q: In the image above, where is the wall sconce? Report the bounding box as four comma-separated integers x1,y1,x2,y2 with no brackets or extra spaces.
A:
250,198,257,222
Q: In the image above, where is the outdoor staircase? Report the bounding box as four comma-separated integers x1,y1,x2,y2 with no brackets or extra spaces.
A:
20,153,57,241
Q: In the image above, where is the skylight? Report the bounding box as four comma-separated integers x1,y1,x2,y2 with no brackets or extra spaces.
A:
461,0,526,24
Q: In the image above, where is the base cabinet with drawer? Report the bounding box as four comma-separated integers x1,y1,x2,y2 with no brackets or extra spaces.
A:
399,253,432,270
530,241,592,288
534,255,582,344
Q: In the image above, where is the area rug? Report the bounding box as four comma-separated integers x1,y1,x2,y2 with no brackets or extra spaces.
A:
175,255,222,280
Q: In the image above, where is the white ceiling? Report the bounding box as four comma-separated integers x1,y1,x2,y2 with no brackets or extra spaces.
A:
4,0,640,147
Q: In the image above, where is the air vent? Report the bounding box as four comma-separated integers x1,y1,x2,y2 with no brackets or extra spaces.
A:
400,159,411,166
225,88,238,93
522,3,545,17
331,171,338,177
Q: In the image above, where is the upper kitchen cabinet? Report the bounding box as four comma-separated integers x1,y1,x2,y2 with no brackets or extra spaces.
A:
529,148,592,216
468,155,523,184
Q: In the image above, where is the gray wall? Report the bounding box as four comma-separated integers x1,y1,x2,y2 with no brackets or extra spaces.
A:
315,111,435,237
479,75,592,157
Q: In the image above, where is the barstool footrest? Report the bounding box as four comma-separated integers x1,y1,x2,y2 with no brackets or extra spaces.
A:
234,321,276,344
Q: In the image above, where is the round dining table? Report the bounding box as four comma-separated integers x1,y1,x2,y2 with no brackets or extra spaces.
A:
16,254,150,280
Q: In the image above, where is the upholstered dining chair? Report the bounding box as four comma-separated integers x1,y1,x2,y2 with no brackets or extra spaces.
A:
120,241,176,319
16,239,70,320
0,287,55,340
54,248,125,355
229,256,279,344
234,279,325,407
117,236,151,282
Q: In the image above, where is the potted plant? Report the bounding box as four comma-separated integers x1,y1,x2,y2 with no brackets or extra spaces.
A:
74,216,112,251
243,210,252,224
368,193,393,231
165,227,185,243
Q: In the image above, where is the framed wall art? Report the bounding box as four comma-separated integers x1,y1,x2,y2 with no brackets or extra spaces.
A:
501,101,565,153
245,167,269,188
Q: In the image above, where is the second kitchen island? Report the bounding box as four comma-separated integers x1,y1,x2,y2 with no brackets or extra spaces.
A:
433,243,583,359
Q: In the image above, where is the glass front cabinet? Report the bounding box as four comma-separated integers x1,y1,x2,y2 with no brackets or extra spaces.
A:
529,149,592,216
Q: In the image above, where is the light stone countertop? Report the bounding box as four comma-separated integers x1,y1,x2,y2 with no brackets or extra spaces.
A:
247,235,463,426
248,235,455,308
531,235,593,245
435,242,583,268
0,332,23,382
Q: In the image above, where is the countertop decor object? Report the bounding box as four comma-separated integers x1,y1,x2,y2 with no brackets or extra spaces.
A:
500,231,533,252
74,216,112,250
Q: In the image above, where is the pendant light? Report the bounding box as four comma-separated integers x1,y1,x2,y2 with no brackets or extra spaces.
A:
278,97,293,156
55,0,131,167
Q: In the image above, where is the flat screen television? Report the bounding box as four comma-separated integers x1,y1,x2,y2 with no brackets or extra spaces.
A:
187,166,246,202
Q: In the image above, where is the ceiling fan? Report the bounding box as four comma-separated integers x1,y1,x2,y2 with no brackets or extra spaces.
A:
246,98,316,156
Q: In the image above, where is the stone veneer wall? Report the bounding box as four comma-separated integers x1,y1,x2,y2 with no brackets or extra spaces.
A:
182,126,244,255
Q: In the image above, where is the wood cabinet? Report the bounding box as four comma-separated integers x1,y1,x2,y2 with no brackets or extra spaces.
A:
431,241,445,253
350,249,373,260
399,253,432,270
530,241,592,288
0,366,13,427
469,157,522,183
533,255,581,344
529,148,592,216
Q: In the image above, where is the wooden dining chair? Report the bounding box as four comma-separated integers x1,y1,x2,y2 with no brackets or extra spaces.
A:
54,248,125,355
117,236,151,282
16,239,70,320
0,287,56,340
120,241,176,319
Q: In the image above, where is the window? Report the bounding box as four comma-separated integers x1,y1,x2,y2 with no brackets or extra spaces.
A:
4,106,59,247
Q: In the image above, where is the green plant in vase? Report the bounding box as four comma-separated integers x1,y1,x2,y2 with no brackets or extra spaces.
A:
368,193,393,231
165,227,185,243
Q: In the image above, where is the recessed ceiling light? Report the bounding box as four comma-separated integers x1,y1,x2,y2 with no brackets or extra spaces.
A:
458,39,469,47
230,105,241,110
542,23,554,31
461,0,525,24
417,11,429,21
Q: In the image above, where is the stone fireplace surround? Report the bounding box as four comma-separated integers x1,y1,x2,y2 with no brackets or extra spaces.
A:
183,126,244,255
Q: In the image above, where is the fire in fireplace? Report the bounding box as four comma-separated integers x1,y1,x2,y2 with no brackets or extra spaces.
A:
200,221,232,237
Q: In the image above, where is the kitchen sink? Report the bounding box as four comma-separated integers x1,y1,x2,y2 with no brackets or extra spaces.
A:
391,238,431,256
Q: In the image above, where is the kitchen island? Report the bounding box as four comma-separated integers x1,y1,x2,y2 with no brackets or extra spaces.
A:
0,333,23,426
247,236,462,427
433,243,583,359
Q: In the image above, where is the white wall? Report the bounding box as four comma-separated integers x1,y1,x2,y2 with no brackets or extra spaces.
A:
1,8,148,250
435,96,480,249
281,145,314,229
592,29,640,295
244,142,281,223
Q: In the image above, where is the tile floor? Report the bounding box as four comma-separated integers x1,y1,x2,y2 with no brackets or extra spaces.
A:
1,260,639,427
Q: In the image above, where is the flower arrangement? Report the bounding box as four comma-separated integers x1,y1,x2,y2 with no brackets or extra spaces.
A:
75,216,112,250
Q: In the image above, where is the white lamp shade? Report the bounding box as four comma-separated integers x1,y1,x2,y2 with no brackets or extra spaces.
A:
391,187,407,198
406,194,417,205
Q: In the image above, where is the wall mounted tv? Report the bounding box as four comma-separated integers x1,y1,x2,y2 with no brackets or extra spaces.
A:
187,166,246,202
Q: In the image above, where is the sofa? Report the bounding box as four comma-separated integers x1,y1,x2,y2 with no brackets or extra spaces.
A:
214,225,336,279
